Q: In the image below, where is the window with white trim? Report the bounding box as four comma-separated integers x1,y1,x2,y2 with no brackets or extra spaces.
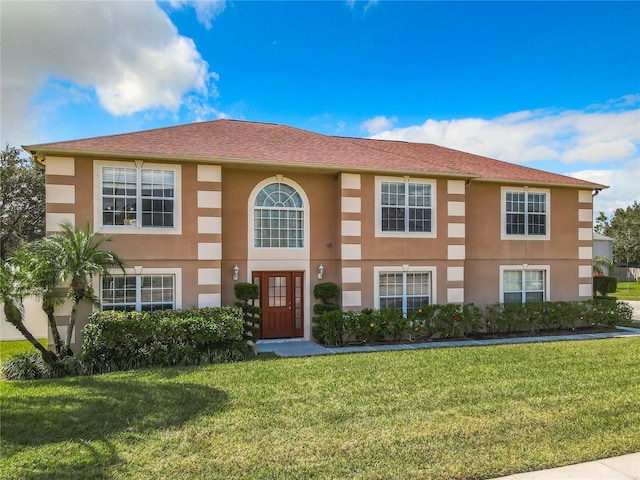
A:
380,180,433,233
503,188,549,238
101,274,175,312
502,269,546,304
254,183,304,248
379,271,431,315
101,165,176,229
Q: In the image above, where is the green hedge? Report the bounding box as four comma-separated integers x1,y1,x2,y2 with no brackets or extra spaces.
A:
82,307,248,373
314,300,635,347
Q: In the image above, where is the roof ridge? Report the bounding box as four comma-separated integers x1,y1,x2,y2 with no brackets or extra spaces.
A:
346,137,475,177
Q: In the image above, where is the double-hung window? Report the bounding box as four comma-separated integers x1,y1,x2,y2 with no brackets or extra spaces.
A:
378,270,432,315
376,177,436,237
503,187,549,239
501,267,548,304
379,179,433,234
97,162,180,233
101,274,175,312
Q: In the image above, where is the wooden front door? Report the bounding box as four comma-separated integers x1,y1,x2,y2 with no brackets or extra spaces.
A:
254,271,304,338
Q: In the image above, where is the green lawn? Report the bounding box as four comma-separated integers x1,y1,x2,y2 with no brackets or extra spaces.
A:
0,339,47,362
2,338,639,480
616,281,640,301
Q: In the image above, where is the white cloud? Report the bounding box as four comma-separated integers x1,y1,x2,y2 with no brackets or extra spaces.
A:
361,115,398,135
370,97,640,217
0,1,219,146
371,98,640,166
565,161,640,216
165,0,226,29
346,0,379,14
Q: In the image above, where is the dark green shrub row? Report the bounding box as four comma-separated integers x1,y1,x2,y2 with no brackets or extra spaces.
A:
314,300,635,347
81,307,249,373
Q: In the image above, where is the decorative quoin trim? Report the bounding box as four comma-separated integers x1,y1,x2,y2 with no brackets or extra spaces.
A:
197,164,223,307
341,173,362,309
446,179,466,304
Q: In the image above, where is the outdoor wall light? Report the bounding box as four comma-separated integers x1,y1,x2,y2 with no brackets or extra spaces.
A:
232,264,239,281
317,264,325,280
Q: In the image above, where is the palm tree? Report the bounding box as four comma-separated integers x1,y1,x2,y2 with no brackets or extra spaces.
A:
50,223,125,356
0,260,58,366
12,241,66,355
593,255,613,276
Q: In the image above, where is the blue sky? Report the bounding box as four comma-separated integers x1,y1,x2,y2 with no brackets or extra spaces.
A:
2,1,638,215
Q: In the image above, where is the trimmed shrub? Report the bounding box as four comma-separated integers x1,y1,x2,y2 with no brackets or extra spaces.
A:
82,307,248,373
312,282,340,341
593,276,618,297
234,282,262,349
314,282,339,302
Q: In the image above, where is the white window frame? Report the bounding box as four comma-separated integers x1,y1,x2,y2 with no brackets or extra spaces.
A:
375,176,437,238
99,267,182,311
499,265,550,303
253,182,305,248
374,265,437,315
93,160,182,235
248,176,310,262
501,186,550,240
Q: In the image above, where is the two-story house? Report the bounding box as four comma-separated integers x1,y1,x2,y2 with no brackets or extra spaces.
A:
25,119,605,347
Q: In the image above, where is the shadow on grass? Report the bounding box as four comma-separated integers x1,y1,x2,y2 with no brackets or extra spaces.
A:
2,369,228,479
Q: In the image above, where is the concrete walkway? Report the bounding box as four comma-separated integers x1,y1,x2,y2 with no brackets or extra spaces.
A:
493,452,639,479
257,326,640,357
257,330,640,480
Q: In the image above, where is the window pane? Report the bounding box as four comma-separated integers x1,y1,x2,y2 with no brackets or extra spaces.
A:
503,270,522,291
140,169,174,227
382,207,405,231
504,292,523,304
254,184,304,248
525,292,544,303
525,270,544,290
381,182,405,206
102,167,137,227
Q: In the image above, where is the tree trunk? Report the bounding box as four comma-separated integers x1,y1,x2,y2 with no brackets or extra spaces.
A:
64,297,81,357
42,297,63,356
3,302,58,366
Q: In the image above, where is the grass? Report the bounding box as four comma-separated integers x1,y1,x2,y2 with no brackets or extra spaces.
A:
615,281,640,301
0,339,47,362
1,338,639,480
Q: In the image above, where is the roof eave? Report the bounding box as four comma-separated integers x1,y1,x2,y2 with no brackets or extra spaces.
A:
473,177,608,190
24,146,481,180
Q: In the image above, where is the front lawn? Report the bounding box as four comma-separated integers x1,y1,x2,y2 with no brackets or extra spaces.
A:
0,339,47,362
615,281,640,301
2,338,639,479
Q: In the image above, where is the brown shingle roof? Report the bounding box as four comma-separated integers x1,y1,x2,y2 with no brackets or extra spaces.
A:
24,119,605,188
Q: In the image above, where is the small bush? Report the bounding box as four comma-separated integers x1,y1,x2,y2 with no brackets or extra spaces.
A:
593,276,617,297
1,352,81,380
314,309,349,346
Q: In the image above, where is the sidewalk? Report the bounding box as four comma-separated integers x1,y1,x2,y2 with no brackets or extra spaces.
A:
257,326,640,357
492,452,639,479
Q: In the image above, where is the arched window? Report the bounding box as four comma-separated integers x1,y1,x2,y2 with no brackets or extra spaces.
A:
254,183,304,248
